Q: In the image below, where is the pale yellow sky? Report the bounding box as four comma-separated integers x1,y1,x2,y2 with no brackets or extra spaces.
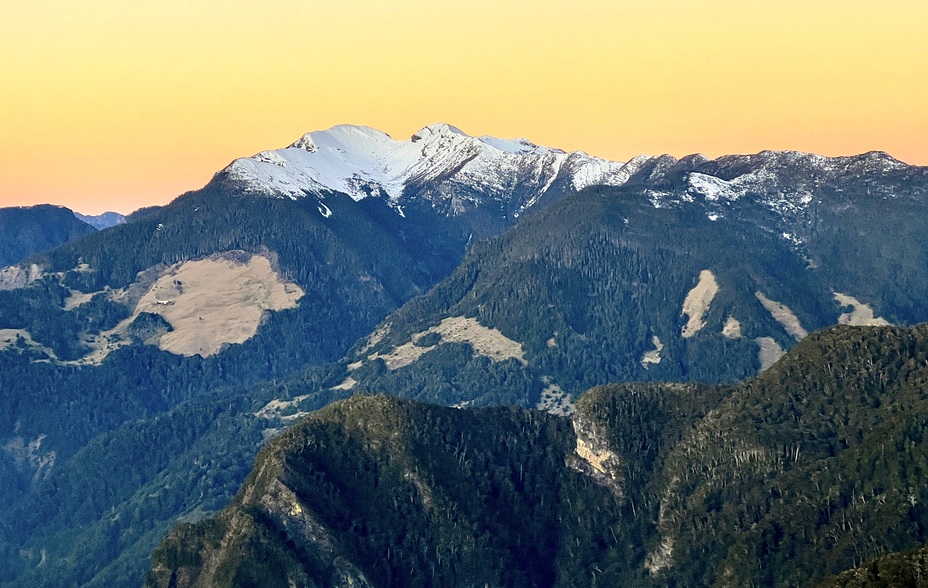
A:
1,0,926,214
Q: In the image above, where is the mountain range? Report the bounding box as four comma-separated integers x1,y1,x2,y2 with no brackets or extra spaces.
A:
74,211,126,231
1,124,927,586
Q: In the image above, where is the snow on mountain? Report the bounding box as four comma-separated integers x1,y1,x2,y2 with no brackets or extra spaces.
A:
74,211,126,230
638,149,927,247
219,124,926,241
220,123,639,209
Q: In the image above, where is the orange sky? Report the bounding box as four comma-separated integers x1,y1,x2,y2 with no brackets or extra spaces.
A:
1,0,926,214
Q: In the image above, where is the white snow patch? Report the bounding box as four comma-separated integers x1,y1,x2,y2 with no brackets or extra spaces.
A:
223,123,632,208
254,150,287,167
781,232,803,247
687,172,733,201
477,135,537,154
681,270,720,339
570,154,635,190
646,190,673,208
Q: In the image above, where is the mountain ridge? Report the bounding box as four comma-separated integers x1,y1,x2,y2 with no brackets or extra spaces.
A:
147,322,928,587
0,204,98,267
217,123,637,206
74,211,126,231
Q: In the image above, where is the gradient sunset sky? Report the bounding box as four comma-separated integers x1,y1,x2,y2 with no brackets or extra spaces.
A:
2,0,926,214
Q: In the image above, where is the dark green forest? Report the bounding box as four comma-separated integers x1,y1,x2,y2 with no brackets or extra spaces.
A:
150,323,928,587
0,204,96,266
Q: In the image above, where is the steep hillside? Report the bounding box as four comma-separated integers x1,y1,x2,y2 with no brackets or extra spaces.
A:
0,204,97,266
336,152,928,410
820,544,928,587
0,185,462,460
150,323,928,587
146,390,703,587
0,368,353,588
0,184,474,587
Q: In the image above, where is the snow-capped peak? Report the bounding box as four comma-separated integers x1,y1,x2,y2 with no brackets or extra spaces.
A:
289,134,317,153
220,123,631,207
411,123,467,142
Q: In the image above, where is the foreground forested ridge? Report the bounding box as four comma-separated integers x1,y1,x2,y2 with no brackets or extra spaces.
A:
151,323,928,587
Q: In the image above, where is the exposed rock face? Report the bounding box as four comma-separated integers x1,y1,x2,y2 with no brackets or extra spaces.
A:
0,263,43,291
568,412,623,499
7,137,928,588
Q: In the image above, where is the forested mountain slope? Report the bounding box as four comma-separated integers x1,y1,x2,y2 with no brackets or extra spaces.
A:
0,204,97,266
0,185,471,587
337,151,928,411
151,323,928,587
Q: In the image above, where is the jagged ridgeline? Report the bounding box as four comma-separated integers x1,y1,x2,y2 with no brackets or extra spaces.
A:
151,323,928,587
342,152,928,408
146,387,716,587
